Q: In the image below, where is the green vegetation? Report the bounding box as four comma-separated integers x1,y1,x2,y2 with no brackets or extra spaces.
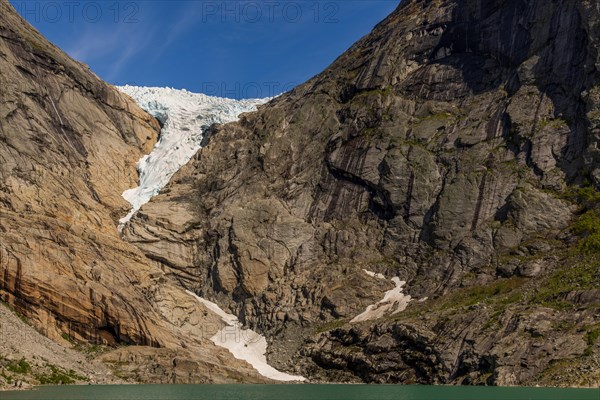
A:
584,323,600,355
1,370,13,384
362,127,378,143
0,355,89,386
61,333,76,344
437,277,525,310
482,308,505,330
315,319,347,334
354,86,393,99
532,252,599,309
388,136,433,152
562,184,600,208
392,277,526,323
528,184,600,308
552,320,575,332
570,184,600,254
73,343,109,359
572,210,600,254
530,356,599,387
6,358,31,374
538,117,569,130
34,365,86,385
586,325,600,347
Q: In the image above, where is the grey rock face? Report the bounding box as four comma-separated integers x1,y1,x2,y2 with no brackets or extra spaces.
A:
123,0,600,384
303,303,595,386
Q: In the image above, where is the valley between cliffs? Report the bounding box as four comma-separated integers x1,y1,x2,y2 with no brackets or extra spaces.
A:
1,0,599,388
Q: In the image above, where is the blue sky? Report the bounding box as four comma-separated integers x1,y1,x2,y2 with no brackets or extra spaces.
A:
10,1,399,99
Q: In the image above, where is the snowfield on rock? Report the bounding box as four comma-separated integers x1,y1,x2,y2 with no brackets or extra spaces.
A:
362,269,386,280
186,291,306,382
351,271,412,323
117,86,269,227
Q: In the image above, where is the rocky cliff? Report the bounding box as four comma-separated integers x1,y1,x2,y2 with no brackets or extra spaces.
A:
123,0,600,385
1,0,598,386
0,0,270,385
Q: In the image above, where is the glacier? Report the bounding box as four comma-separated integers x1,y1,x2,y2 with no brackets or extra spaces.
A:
117,86,302,381
116,85,269,228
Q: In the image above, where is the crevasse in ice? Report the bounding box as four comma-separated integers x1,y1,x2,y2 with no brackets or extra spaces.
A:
117,85,269,228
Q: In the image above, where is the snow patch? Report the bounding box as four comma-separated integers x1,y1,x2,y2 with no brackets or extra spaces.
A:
186,291,305,382
187,291,238,326
362,269,386,280
117,86,269,228
351,277,411,323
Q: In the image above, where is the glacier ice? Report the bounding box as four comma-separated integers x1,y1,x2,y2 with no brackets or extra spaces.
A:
116,85,301,380
116,85,269,228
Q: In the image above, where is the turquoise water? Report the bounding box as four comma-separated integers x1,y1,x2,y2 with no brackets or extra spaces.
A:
1,384,598,400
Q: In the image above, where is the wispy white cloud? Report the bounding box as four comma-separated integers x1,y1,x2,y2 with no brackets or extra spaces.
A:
66,20,158,82
64,2,201,80
150,2,201,60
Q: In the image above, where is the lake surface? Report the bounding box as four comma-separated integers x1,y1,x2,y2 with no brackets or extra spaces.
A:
1,384,598,400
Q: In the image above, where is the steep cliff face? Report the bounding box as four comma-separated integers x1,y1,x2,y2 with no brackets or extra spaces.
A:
0,0,159,345
124,0,600,385
0,0,270,384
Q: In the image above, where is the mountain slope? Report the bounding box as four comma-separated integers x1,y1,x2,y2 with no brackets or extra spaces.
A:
0,0,273,385
124,0,600,385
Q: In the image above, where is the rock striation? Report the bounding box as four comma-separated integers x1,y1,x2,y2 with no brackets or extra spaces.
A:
0,0,270,383
124,0,600,385
1,0,598,386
